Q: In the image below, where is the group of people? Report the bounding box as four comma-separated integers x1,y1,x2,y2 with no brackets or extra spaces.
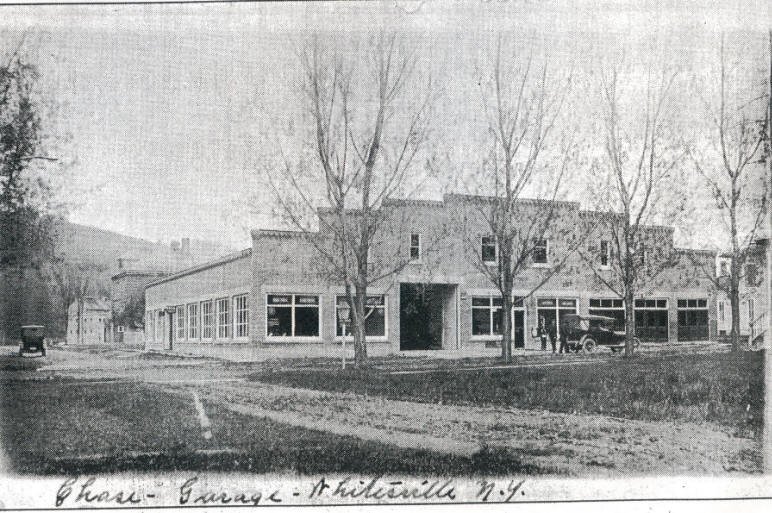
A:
536,317,570,354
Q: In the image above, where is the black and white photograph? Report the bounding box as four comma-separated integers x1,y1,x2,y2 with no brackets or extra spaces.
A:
0,0,770,508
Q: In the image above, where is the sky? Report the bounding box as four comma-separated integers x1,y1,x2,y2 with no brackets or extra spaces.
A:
0,0,769,250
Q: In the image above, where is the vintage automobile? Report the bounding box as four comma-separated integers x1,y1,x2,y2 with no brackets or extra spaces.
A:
559,314,640,353
19,325,46,357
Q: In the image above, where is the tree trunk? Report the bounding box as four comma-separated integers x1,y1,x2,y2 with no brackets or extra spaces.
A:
729,261,742,352
624,289,636,358
501,295,512,363
729,287,742,352
77,299,82,345
353,285,368,368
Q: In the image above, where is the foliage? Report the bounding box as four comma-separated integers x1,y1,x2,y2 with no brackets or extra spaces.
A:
0,47,56,270
113,292,145,329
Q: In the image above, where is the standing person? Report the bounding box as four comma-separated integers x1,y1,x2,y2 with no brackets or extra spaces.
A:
538,318,547,351
547,318,557,353
558,316,570,354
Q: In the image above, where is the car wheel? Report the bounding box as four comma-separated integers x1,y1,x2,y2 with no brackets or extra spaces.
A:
583,338,597,353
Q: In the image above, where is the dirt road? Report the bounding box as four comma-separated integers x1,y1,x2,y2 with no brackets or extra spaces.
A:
176,380,758,476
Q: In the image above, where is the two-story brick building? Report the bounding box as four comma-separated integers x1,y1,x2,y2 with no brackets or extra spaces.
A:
144,194,718,357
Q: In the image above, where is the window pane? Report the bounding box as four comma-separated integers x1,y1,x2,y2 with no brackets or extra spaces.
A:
202,301,214,338
472,297,490,307
296,295,319,305
365,307,386,337
268,295,291,305
366,296,385,306
295,307,319,337
533,239,548,264
559,299,576,308
176,306,185,340
472,308,490,335
590,299,600,307
482,237,496,262
492,308,503,335
217,299,230,338
492,297,503,306
234,295,249,338
537,298,556,307
267,306,291,336
187,304,198,340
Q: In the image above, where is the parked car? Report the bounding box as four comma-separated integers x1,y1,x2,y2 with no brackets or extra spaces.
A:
19,325,46,357
559,314,640,353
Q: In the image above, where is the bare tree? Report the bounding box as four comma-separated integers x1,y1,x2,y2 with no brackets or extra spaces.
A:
686,38,768,352
461,37,575,363
266,33,435,368
46,258,91,344
585,63,686,357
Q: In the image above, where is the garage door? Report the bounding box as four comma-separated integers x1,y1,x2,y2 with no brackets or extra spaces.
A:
634,299,669,342
677,299,709,341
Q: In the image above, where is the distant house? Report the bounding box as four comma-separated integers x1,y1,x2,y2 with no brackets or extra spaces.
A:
715,231,770,345
66,297,111,345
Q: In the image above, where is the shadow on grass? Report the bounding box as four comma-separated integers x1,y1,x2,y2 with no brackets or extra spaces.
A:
1,379,552,477
16,444,550,477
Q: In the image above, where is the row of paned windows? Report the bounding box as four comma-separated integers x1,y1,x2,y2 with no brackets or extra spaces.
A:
407,233,615,268
266,294,388,339
147,293,249,342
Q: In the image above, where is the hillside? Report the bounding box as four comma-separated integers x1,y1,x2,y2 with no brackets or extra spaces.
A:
51,222,234,275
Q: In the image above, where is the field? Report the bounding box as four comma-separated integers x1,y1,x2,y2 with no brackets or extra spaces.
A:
0,374,538,475
251,351,765,434
0,347,763,476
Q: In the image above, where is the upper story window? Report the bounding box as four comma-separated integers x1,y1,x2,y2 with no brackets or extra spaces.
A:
481,236,497,264
600,240,610,268
718,260,729,277
638,243,646,266
533,238,549,265
746,264,758,286
409,233,421,261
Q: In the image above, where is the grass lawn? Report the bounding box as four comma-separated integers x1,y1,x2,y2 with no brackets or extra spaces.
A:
0,379,544,476
250,351,764,435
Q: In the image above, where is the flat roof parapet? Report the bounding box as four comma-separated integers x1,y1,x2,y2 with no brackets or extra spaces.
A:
145,248,252,288
251,229,320,239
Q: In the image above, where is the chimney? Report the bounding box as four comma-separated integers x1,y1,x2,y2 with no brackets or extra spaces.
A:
181,237,190,254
